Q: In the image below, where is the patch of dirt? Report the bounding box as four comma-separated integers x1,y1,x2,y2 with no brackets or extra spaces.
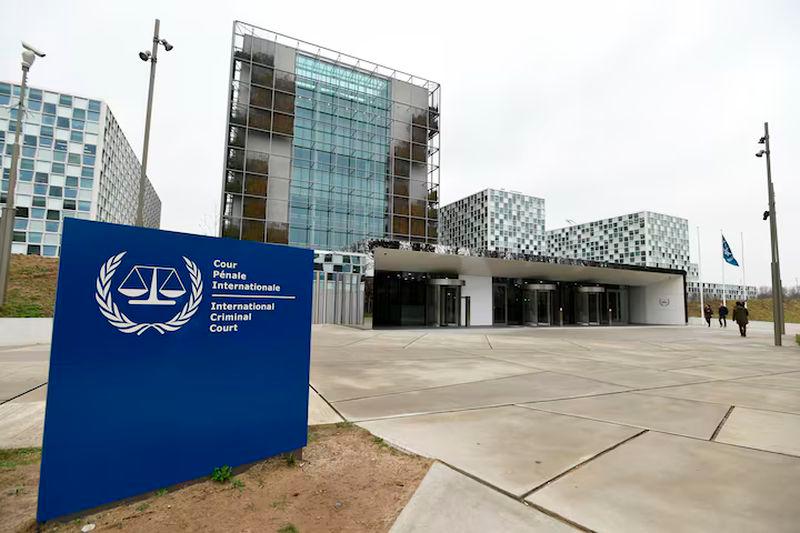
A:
0,448,41,533
2,424,432,533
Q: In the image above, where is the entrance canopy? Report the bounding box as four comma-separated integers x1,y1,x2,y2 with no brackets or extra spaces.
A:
373,248,685,287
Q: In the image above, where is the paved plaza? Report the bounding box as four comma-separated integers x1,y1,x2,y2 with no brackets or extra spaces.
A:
310,323,800,532
2,322,800,531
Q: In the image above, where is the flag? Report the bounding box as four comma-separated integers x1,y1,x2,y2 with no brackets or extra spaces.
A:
722,235,739,266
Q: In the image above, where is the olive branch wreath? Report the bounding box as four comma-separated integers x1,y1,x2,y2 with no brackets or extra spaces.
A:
95,252,203,335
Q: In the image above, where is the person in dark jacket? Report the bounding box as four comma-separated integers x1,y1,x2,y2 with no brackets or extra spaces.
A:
703,304,713,327
732,301,749,337
718,303,729,327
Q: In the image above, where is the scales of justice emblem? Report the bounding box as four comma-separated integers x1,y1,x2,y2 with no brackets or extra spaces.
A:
118,265,187,306
95,252,203,334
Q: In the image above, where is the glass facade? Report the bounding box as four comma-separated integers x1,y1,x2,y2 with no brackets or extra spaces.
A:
0,82,160,257
221,22,440,249
291,55,390,249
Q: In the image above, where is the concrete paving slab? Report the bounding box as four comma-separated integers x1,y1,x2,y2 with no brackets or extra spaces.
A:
0,346,50,363
335,371,626,421
733,371,800,392
360,405,641,497
642,380,800,414
483,353,632,374
308,387,342,425
528,431,800,533
0,401,44,448
8,384,47,403
669,364,783,380
580,366,710,388
522,392,730,439
411,333,492,350
334,331,437,349
390,462,574,533
311,357,533,402
310,324,379,347
311,347,473,364
575,350,697,369
0,361,49,401
715,407,800,456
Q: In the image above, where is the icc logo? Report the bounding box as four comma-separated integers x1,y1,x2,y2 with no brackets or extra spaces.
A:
95,252,203,335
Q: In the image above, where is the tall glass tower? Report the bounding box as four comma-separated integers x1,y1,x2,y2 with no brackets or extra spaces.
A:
220,21,440,249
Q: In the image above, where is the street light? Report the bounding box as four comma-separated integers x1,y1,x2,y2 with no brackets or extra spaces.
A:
756,122,784,346
0,42,46,307
135,19,173,227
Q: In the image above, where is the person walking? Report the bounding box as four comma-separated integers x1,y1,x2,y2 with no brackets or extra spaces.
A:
732,301,749,337
703,303,713,327
718,303,729,327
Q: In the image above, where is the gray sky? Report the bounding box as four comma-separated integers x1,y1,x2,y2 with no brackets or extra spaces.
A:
2,0,798,288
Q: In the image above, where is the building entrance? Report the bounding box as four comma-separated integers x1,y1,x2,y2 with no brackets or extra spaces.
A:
523,283,556,326
430,279,464,327
493,284,507,325
440,286,459,326
577,286,604,325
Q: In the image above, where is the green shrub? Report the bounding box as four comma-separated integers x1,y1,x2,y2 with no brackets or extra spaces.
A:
211,465,233,483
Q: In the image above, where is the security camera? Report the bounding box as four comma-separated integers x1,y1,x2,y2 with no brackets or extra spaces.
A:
22,41,46,58
139,50,152,61
763,210,770,221
755,150,765,158
758,136,766,144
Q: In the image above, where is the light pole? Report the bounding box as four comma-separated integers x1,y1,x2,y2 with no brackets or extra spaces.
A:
756,122,784,346
136,19,173,226
0,42,46,307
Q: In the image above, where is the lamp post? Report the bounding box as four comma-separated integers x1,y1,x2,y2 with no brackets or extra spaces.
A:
0,43,46,307
136,19,173,226
756,122,784,346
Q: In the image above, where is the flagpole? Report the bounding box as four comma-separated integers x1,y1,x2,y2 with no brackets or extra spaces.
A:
721,230,726,306
697,226,704,319
740,232,746,304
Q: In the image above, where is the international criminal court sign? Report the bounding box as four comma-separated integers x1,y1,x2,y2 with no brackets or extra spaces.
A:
37,219,313,521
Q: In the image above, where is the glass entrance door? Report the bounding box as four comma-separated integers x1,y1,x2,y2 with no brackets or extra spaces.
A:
524,290,536,325
577,290,603,325
587,293,600,324
608,290,620,324
493,284,507,325
441,287,458,326
536,291,551,325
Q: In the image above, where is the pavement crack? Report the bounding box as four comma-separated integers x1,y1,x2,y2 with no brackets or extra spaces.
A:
710,405,735,441
309,382,348,422
521,429,649,499
0,381,47,405
403,333,428,349
434,462,594,531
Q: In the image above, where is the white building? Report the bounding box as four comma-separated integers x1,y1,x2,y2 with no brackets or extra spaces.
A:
440,188,546,254
0,81,160,257
546,211,694,272
687,282,757,300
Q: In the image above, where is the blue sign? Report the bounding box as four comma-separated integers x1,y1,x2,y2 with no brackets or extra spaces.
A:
37,219,313,521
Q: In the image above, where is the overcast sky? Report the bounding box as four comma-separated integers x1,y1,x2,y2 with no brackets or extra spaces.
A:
2,0,797,288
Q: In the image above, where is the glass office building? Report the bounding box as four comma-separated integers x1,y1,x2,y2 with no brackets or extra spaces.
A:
220,21,440,249
0,82,160,257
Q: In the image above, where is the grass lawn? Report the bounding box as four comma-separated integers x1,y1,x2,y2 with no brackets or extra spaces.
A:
0,255,58,318
689,297,800,323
